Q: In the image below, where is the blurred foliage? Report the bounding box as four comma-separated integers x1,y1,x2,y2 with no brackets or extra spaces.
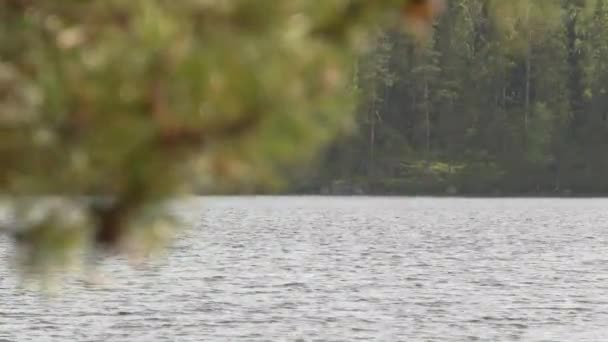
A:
0,0,449,272
2,0,575,275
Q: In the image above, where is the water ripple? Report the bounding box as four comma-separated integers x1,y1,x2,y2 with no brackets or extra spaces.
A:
1,197,608,341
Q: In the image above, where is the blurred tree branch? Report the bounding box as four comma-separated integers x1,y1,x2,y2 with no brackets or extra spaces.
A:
0,0,445,273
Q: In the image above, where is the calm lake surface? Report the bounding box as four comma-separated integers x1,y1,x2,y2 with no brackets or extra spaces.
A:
2,197,608,341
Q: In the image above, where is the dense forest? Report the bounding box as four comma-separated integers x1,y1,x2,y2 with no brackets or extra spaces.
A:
298,0,608,196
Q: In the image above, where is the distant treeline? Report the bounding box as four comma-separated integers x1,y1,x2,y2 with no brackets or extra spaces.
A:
294,0,608,196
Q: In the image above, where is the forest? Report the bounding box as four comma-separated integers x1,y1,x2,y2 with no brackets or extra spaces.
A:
2,0,607,271
300,0,608,196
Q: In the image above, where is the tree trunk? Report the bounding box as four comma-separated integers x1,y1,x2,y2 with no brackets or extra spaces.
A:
368,87,377,179
524,3,532,140
424,77,431,153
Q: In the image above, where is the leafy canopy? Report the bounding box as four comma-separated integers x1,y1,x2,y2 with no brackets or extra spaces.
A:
1,0,444,271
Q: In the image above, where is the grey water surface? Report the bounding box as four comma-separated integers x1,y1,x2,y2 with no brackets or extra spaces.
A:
2,197,608,341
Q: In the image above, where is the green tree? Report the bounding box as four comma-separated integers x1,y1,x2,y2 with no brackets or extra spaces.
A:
315,0,608,196
1,0,443,272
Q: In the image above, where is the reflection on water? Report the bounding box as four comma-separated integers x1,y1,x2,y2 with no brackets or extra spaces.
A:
2,197,608,341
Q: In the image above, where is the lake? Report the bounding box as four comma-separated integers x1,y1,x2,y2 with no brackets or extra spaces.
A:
2,197,608,341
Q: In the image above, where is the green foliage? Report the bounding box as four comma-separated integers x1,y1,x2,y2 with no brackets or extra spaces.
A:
6,0,608,276
0,0,421,272
318,0,608,196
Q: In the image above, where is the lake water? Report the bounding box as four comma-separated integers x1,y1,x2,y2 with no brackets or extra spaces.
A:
2,197,608,341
